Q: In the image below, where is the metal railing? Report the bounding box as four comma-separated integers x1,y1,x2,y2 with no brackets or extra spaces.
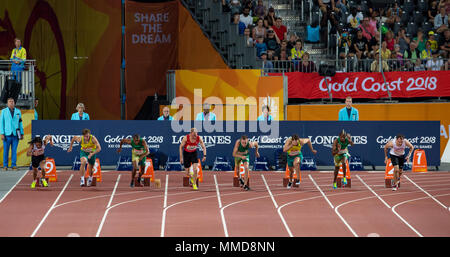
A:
0,60,35,109
262,57,450,73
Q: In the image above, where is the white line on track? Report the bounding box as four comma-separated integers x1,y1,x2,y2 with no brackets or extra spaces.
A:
96,175,121,237
30,174,73,237
214,175,222,208
0,171,28,204
261,174,278,208
404,175,449,211
163,174,169,208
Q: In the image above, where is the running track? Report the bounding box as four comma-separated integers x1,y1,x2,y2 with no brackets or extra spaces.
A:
0,170,449,237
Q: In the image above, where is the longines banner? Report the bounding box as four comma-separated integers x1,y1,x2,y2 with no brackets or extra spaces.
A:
32,121,440,167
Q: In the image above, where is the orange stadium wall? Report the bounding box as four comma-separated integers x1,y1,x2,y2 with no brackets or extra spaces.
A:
287,103,450,159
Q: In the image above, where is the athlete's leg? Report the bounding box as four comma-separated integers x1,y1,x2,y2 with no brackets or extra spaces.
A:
39,160,48,187
80,157,87,178
192,162,198,184
294,156,301,184
243,161,249,186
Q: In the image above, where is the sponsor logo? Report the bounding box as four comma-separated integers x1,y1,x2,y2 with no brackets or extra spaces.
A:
35,135,79,151
309,135,368,148
171,135,232,150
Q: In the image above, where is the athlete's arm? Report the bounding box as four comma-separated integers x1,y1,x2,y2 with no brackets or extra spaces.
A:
347,134,354,146
384,141,393,163
179,136,187,164
26,144,33,156
44,135,53,146
404,140,414,162
301,138,317,154
140,140,149,161
283,138,292,152
252,141,260,158
232,140,240,158
199,137,207,162
67,136,81,153
117,138,131,153
90,136,102,157
332,139,339,156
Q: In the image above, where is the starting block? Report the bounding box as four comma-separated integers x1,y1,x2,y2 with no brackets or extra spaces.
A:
282,164,301,188
183,159,202,187
233,162,249,187
384,158,401,188
141,158,156,187
336,160,351,188
84,158,102,186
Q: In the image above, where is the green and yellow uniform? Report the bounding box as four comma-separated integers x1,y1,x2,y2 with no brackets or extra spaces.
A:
80,135,97,166
131,138,147,167
235,141,250,166
334,137,350,166
287,140,303,167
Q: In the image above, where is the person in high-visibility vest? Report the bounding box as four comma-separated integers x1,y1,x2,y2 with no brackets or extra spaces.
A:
68,128,102,187
383,134,414,191
232,135,259,191
332,130,354,189
283,134,317,188
117,134,149,187
26,135,53,188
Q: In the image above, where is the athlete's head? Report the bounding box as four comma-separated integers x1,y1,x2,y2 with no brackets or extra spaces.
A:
396,134,405,144
240,135,249,146
132,134,140,144
291,134,299,144
339,129,347,140
29,136,43,147
82,128,91,140
190,127,198,137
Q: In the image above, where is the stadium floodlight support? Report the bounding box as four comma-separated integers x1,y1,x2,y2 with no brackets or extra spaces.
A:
120,0,126,120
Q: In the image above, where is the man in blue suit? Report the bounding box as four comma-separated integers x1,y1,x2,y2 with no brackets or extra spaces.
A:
0,98,24,170
338,96,359,121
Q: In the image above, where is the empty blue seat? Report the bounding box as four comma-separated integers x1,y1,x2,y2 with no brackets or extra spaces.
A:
349,156,364,171
253,156,269,171
212,156,233,171
116,155,133,171
165,155,183,171
300,157,317,171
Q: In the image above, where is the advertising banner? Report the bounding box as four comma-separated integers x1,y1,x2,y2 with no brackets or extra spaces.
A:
287,71,450,99
32,121,440,168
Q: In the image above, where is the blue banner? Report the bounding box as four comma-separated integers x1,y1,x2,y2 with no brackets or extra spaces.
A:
32,121,440,168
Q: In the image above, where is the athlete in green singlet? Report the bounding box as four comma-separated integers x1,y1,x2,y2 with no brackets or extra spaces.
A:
283,134,317,188
118,134,149,187
232,135,259,191
332,130,354,189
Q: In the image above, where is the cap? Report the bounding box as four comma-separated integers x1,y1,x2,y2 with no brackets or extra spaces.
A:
260,51,268,56
428,31,435,35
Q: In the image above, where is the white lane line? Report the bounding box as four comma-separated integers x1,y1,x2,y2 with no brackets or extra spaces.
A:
163,174,169,208
404,175,449,211
214,174,228,237
214,175,222,208
96,175,121,237
31,174,73,237
0,170,28,204
357,175,423,237
261,174,278,208
308,174,358,237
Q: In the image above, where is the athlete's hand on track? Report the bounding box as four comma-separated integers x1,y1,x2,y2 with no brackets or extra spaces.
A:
202,156,206,162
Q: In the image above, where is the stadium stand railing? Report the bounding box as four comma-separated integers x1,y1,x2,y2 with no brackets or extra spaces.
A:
0,60,36,109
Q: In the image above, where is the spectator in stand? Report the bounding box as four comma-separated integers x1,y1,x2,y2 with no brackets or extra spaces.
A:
359,17,376,41
347,7,363,33
257,105,273,121
222,0,231,13
384,8,400,29
230,0,241,15
272,17,288,41
244,28,254,47
428,31,439,53
393,44,404,67
338,29,352,60
421,40,434,60
71,103,90,120
274,50,292,72
368,43,380,59
261,51,274,73
318,0,340,45
264,28,280,51
404,42,421,70
264,7,276,27
233,13,246,35
157,106,173,120
368,10,379,32
434,7,448,34
298,52,316,73
34,98,39,120
429,1,439,23
254,0,266,19
380,41,391,60
335,0,348,14
441,0,450,14
290,40,305,60
438,28,450,58
385,30,395,51
389,51,401,71
10,38,26,83
0,98,24,170
252,18,267,41
338,96,359,121
371,52,390,72
368,31,380,53
255,36,267,58
426,54,444,70
195,103,216,121
351,29,369,61
414,58,426,71
240,6,253,29
275,40,289,58
286,34,298,53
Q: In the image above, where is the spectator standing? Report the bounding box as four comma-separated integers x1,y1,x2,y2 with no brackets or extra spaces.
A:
359,17,376,41
0,98,24,170
71,103,90,120
434,7,448,33
272,17,288,41
257,105,273,121
338,29,352,60
240,7,253,29
34,98,38,120
10,38,26,83
195,103,216,121
157,106,173,120
338,96,359,121
397,28,411,54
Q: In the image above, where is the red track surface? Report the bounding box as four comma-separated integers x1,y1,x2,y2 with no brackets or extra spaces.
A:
0,170,449,237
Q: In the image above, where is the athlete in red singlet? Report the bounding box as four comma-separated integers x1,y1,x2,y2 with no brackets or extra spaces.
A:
179,128,206,190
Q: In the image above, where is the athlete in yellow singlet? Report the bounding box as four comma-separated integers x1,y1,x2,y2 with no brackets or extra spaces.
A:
68,128,102,187
283,134,317,188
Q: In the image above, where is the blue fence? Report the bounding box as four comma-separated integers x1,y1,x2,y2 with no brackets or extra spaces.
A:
32,120,440,168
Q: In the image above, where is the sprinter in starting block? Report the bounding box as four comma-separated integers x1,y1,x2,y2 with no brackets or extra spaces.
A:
332,130,354,189
68,128,102,187
283,134,317,189
232,135,259,191
384,134,414,191
27,135,53,188
117,134,149,187
179,128,206,191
